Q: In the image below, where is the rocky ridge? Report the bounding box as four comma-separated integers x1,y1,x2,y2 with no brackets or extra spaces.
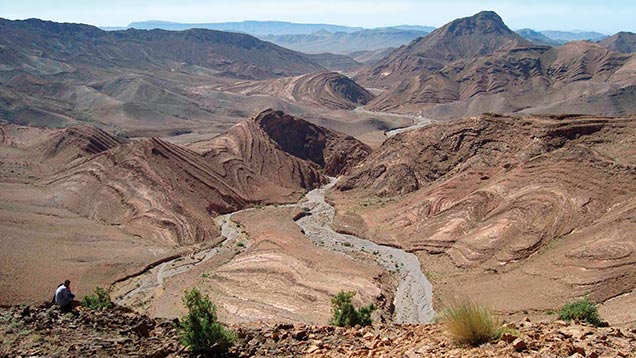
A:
211,72,375,111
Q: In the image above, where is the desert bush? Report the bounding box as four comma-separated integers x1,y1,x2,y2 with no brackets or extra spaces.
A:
559,296,602,326
329,290,376,327
441,299,501,347
81,287,112,310
177,288,236,355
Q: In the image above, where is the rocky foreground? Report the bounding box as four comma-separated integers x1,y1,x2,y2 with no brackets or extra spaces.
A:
1,304,635,357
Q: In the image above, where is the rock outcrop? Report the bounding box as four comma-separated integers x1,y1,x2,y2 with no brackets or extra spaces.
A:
251,109,372,175
32,125,124,170
41,110,369,247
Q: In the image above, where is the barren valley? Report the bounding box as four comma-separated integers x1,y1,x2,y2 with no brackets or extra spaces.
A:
2,7,636,357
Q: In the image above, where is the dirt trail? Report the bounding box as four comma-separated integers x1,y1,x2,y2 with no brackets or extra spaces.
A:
113,179,434,323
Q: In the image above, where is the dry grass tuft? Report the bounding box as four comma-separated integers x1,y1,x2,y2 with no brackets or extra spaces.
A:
441,298,501,347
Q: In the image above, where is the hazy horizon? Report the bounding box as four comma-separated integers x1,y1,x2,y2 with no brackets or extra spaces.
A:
1,0,633,34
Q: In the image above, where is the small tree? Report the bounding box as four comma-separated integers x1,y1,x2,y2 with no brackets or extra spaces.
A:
559,296,603,327
81,287,112,310
329,290,376,327
178,288,236,355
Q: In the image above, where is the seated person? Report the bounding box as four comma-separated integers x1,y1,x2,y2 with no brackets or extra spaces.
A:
54,279,75,313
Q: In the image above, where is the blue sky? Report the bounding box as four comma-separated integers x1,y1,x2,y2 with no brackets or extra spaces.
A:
1,0,632,34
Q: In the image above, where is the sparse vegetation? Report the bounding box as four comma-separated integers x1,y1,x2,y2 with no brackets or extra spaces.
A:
329,290,376,327
236,242,245,248
559,296,603,326
441,299,501,347
177,288,236,355
81,287,112,310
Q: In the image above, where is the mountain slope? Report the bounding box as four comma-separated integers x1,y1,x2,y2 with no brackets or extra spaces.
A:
302,52,362,71
356,11,532,88
44,110,368,246
0,110,370,304
355,12,636,117
0,18,325,78
599,32,636,53
0,17,331,133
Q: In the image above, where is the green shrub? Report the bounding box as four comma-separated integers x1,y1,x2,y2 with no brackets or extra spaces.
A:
178,288,236,355
559,296,602,326
329,291,376,327
81,287,112,310
441,299,501,347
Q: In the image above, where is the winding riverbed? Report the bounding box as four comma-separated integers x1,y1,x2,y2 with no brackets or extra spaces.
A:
296,178,434,323
114,179,434,323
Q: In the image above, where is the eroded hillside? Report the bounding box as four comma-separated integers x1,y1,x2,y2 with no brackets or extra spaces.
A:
331,114,636,325
0,110,370,306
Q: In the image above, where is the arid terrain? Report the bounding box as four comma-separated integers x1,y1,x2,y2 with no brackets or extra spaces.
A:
0,110,374,304
356,12,636,118
331,113,636,327
2,7,636,357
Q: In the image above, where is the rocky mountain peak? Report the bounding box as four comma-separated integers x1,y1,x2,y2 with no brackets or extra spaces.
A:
444,10,509,35
421,10,530,55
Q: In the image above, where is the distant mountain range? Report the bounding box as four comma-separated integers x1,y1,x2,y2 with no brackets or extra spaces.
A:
116,20,363,35
101,21,435,56
356,11,636,117
98,20,620,61
540,30,607,42
261,28,430,54
515,28,562,46
106,20,436,36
